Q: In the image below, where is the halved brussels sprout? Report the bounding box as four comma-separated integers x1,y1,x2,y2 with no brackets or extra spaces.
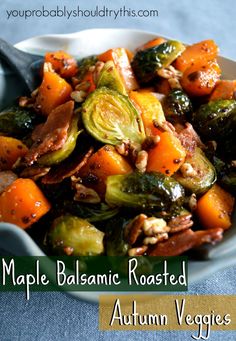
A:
97,61,127,95
105,171,185,211
174,148,216,194
38,115,82,166
163,89,192,121
82,87,145,145
47,215,104,256
131,40,185,83
0,106,38,137
192,99,236,140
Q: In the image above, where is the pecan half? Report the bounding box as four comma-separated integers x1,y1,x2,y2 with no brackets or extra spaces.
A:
74,183,101,204
135,150,148,173
148,228,224,256
125,214,147,245
168,214,193,233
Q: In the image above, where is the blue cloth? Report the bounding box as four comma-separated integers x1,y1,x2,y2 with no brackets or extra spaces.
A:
0,0,235,340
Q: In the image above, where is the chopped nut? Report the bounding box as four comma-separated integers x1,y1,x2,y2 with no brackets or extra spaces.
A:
157,65,183,90
189,193,197,212
74,184,101,203
88,65,95,73
152,135,161,144
125,214,169,251
168,77,182,89
231,160,236,168
12,157,24,169
143,236,158,245
177,123,205,156
143,233,168,245
180,162,197,177
155,120,176,133
135,150,148,172
143,217,170,235
129,142,142,162
115,142,129,156
128,246,148,256
63,246,74,256
157,65,182,79
75,81,91,92
19,96,35,108
93,61,105,83
31,88,39,98
71,90,87,103
71,175,82,184
43,62,54,73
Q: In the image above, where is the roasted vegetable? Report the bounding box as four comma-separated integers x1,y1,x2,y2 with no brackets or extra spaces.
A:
181,60,221,97
192,99,236,140
0,136,28,170
0,106,38,137
45,50,78,78
146,132,186,176
82,87,145,145
196,184,235,230
98,48,138,91
35,64,72,116
105,171,185,211
129,91,165,136
175,39,219,73
97,61,127,95
25,101,75,166
63,202,119,223
174,147,216,194
0,178,51,229
210,80,236,101
0,37,234,259
47,215,104,256
136,37,167,51
79,145,133,196
163,89,192,121
38,115,82,166
131,40,185,84
106,217,129,256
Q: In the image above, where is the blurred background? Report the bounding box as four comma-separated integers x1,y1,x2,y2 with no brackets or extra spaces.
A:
1,0,235,59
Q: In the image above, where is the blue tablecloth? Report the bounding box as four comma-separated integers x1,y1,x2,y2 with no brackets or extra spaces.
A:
0,0,235,340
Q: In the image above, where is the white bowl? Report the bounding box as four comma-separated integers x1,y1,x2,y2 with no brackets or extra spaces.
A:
0,28,235,302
